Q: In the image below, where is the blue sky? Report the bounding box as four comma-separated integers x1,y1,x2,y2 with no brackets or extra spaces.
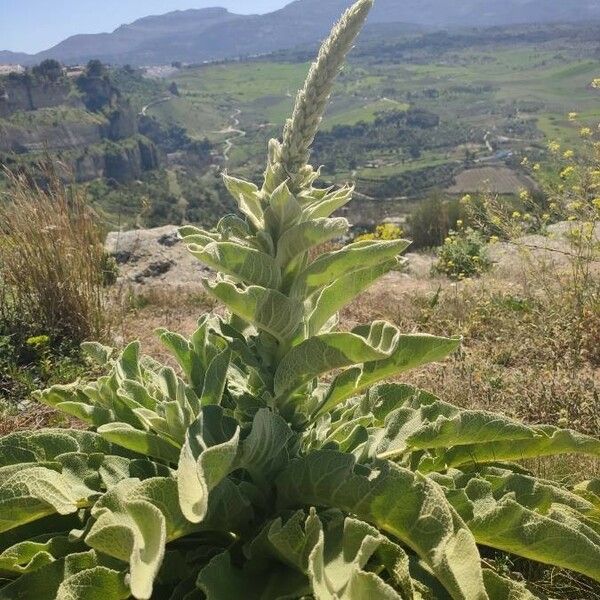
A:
1,0,290,53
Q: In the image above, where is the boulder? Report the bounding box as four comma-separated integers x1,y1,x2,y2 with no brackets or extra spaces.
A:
105,225,209,289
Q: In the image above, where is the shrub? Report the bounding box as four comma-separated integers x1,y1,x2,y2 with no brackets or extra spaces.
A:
0,3,599,599
407,192,463,249
434,224,492,279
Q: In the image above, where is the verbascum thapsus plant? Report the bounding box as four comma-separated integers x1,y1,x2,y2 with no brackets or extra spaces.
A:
1,1,599,598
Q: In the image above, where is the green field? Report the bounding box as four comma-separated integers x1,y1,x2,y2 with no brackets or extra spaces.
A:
145,31,598,201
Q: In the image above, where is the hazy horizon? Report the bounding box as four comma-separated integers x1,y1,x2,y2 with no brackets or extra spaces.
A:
0,0,290,54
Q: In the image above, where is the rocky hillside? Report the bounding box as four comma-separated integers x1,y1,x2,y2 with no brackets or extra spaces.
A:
0,65,160,183
3,0,600,66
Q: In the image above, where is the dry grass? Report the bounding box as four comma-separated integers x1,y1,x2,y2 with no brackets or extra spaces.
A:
0,166,110,345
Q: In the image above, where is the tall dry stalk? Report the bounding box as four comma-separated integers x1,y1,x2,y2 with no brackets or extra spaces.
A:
0,166,110,345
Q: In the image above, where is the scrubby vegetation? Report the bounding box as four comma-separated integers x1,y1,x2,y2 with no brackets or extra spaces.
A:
0,165,112,411
0,3,599,599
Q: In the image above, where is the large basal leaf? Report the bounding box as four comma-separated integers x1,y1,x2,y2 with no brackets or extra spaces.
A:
177,407,294,523
274,322,400,398
0,550,129,600
97,423,181,464
177,406,240,523
316,335,461,417
0,465,94,534
441,470,600,583
188,241,282,289
291,239,410,297
239,408,295,482
276,450,488,600
482,570,538,600
346,384,600,472
0,429,130,467
85,477,197,599
204,280,303,342
307,512,413,600
419,425,600,473
0,535,76,576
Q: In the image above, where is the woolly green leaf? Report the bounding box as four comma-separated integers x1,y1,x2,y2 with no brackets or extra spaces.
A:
81,342,114,366
0,535,75,576
574,479,600,509
97,423,181,464
177,406,240,523
56,566,130,600
420,425,600,473
364,390,538,461
222,174,263,229
482,570,539,600
156,330,196,383
291,239,410,296
240,408,295,481
0,429,128,467
277,451,488,600
0,551,128,600
445,474,600,582
188,242,282,289
303,185,355,219
85,477,196,599
265,181,302,233
308,514,409,600
116,342,142,382
307,259,398,336
276,217,348,268
204,280,303,342
0,467,86,533
317,335,461,417
200,348,231,406
274,321,400,397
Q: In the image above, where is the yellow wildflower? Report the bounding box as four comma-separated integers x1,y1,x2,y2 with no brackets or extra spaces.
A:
512,211,521,219
560,166,575,179
591,78,600,89
563,149,575,159
519,189,529,201
548,140,561,153
532,163,541,171
568,112,578,121
580,127,592,138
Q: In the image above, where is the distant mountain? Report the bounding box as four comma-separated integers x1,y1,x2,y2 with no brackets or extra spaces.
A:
0,50,31,65
3,0,600,66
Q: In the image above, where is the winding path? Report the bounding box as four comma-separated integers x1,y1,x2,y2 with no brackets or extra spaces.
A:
139,96,173,117
216,108,246,162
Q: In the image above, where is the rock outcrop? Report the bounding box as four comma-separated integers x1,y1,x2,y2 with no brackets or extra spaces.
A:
105,225,210,289
0,77,75,118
